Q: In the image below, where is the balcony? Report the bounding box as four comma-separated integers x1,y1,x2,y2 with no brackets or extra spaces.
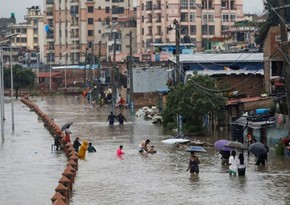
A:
70,0,79,5
70,34,80,40
70,23,79,28
46,0,54,7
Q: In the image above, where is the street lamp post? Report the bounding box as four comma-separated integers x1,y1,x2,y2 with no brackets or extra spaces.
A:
49,54,52,91
63,52,68,89
36,52,40,85
10,46,14,131
0,48,4,139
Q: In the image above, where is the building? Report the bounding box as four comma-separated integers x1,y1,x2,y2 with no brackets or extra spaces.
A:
10,6,42,51
136,0,244,52
263,26,285,95
169,52,264,97
8,6,43,66
43,0,135,65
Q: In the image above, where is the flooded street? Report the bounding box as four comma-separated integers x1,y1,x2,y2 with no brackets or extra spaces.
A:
1,95,290,204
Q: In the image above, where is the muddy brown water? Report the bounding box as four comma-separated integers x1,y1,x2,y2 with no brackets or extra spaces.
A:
1,96,290,204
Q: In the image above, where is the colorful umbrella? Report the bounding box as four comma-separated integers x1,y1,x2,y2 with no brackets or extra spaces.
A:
249,142,268,155
225,141,248,150
185,146,207,153
214,139,232,151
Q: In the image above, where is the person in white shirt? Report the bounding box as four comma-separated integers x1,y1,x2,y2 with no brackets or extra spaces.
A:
229,150,238,176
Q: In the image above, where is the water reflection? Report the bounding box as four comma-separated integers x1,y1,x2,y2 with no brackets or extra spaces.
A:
8,95,290,205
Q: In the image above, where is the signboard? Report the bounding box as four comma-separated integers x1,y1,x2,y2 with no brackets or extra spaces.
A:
141,54,151,61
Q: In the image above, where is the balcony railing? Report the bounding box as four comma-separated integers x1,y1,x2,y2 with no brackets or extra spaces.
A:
46,0,54,5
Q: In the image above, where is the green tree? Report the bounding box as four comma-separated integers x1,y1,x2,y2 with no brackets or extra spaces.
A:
162,74,225,134
4,65,36,99
256,0,290,46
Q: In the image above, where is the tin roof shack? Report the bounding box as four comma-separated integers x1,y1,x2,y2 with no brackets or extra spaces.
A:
231,108,286,148
168,52,273,129
132,63,169,107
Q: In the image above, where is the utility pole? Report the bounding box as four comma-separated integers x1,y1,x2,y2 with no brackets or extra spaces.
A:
89,46,93,87
112,32,117,108
97,41,101,89
174,19,180,84
279,0,290,137
84,48,88,86
128,30,134,112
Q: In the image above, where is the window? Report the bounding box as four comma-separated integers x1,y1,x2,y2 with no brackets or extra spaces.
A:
88,42,93,48
209,14,214,22
190,25,196,35
88,30,94,36
222,25,229,32
222,14,229,22
181,0,188,9
230,14,236,22
209,25,215,35
181,25,188,34
157,26,161,35
142,28,144,35
88,18,94,24
189,0,196,8
148,26,152,35
181,13,188,22
87,6,94,13
190,12,195,22
105,7,110,13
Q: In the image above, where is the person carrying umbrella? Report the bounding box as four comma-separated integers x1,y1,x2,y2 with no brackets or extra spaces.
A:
73,137,81,152
186,151,200,175
220,150,230,166
237,153,247,176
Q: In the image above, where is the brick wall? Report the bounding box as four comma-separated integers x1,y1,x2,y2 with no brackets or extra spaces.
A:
133,92,160,107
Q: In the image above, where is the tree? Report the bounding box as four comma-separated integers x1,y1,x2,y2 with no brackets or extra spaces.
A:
256,0,290,46
162,74,225,134
4,65,36,99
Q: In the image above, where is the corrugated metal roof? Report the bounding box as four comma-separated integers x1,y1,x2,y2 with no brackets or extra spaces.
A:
169,53,263,63
186,69,264,76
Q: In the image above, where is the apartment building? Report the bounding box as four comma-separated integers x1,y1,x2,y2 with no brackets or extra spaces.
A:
8,6,43,65
136,0,244,52
43,0,136,65
10,6,43,51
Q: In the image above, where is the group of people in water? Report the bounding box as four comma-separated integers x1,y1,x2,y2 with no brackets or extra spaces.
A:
108,111,127,125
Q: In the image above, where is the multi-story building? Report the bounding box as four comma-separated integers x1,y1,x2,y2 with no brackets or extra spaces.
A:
10,6,42,51
8,6,43,65
136,0,244,52
43,0,135,65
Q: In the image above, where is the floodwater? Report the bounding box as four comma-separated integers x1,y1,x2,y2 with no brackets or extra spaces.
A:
1,95,290,205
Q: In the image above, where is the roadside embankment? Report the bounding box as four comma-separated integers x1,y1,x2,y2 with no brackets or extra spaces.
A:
21,97,79,205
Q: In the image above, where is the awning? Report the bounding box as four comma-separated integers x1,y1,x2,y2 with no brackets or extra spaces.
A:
52,64,99,70
156,86,170,93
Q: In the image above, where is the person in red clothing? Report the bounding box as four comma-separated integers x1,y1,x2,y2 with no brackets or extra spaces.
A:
116,145,125,156
64,130,71,143
119,97,125,106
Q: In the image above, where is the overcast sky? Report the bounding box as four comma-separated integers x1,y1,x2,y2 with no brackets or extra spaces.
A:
0,0,265,22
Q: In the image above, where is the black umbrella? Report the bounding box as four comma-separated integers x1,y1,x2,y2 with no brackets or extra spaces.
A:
225,141,248,150
249,142,268,156
61,122,73,131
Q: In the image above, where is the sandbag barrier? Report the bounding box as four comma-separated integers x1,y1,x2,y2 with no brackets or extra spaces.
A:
21,97,79,205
